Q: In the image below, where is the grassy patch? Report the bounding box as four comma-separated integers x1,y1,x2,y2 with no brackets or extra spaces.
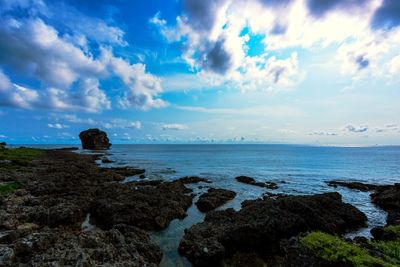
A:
371,240,400,265
383,225,400,238
0,147,44,165
300,232,395,267
0,182,21,196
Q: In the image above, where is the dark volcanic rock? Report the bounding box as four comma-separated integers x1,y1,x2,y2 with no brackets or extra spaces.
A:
371,184,400,225
235,176,256,184
196,188,236,212
91,181,193,230
179,192,366,267
235,176,278,189
327,180,378,192
10,225,162,267
101,158,114,163
178,176,212,184
0,149,195,266
79,128,111,150
100,167,145,179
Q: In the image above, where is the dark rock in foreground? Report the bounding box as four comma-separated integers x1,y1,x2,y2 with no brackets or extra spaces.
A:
179,192,366,267
196,188,236,212
0,149,195,266
100,167,145,180
235,176,278,189
79,128,111,150
91,181,193,230
10,225,162,267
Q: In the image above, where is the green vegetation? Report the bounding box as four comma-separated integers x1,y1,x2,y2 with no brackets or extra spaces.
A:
300,232,396,267
0,182,21,196
369,225,400,265
0,147,44,165
371,240,400,265
383,225,400,238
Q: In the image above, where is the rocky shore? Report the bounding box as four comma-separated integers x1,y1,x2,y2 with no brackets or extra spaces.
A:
0,148,196,266
0,145,399,267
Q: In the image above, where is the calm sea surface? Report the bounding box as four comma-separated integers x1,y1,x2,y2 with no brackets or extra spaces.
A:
32,144,400,266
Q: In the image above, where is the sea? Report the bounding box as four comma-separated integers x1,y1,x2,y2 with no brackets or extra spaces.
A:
29,144,400,267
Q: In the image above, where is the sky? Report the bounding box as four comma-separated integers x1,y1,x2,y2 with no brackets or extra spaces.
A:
0,0,399,145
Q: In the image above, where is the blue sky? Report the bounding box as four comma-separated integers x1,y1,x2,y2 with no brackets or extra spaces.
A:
0,0,399,145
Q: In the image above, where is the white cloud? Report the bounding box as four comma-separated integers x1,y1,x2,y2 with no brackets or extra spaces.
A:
162,123,188,130
47,123,68,129
388,55,400,75
344,125,369,133
129,120,142,129
0,3,166,112
109,55,167,110
152,0,399,89
0,134,6,138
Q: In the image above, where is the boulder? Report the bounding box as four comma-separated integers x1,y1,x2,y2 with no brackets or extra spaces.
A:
327,180,378,192
177,176,212,184
235,176,278,189
179,192,366,267
79,128,111,150
196,188,236,212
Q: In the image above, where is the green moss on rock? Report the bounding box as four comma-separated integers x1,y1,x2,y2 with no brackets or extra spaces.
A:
0,147,44,165
0,182,21,196
300,232,396,267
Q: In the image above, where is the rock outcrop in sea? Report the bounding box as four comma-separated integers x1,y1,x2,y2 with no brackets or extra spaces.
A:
79,128,111,150
195,188,236,212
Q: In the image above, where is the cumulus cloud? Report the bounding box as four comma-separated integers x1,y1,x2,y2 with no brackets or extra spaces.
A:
0,3,165,112
162,124,188,130
345,125,369,133
153,0,400,88
110,55,167,110
47,123,68,129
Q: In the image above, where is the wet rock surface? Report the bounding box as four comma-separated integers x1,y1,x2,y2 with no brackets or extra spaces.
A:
235,176,278,189
0,149,194,266
371,184,400,225
179,192,367,267
79,128,111,150
196,188,236,212
177,176,212,184
327,180,400,225
327,180,378,192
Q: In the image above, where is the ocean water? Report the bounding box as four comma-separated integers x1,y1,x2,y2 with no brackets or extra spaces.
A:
31,144,400,266
93,144,400,267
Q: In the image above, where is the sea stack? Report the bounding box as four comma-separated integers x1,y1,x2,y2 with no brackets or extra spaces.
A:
79,128,111,150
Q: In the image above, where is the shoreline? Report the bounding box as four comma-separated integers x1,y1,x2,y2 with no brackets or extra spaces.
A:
0,147,399,266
